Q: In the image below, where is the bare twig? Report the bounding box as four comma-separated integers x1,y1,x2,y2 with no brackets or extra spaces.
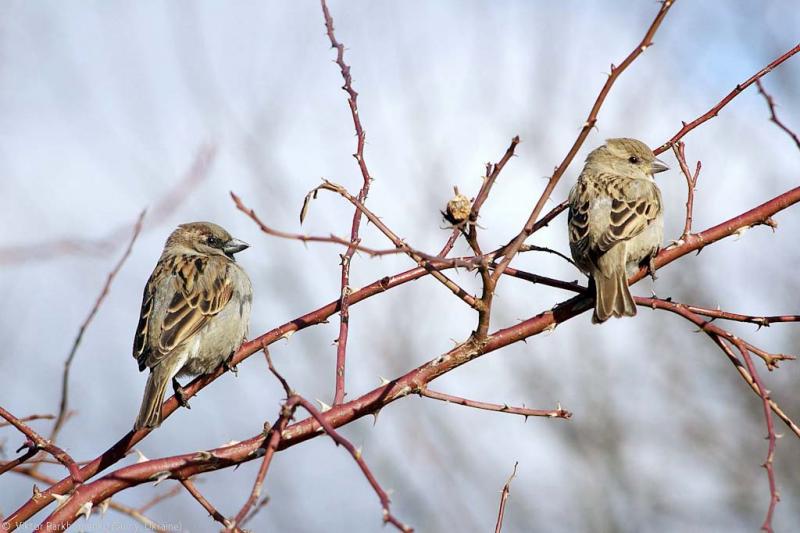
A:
231,352,296,530
0,407,82,484
240,496,270,527
494,462,518,533
420,388,571,420
755,78,800,150
304,180,481,310
320,0,376,406
731,339,779,533
491,0,676,284
518,244,577,267
670,142,702,242
636,298,799,439
656,44,800,154
0,414,54,428
291,396,413,532
678,305,799,328
48,210,145,445
180,478,239,531
231,191,399,257
471,136,522,222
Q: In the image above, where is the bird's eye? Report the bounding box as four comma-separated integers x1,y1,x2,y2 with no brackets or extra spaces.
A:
207,236,222,248
628,156,640,164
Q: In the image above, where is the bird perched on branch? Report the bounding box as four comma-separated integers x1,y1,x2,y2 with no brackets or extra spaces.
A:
132,222,252,429
568,138,668,323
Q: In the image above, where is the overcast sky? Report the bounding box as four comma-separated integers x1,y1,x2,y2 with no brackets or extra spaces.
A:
2,2,800,532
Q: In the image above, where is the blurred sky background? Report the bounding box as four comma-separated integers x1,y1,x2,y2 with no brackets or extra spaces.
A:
1,1,800,532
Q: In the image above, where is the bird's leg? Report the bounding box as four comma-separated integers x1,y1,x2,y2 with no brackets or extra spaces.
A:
223,351,239,376
172,378,191,409
647,255,658,281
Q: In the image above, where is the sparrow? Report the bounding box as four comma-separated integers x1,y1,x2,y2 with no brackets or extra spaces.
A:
567,138,668,323
133,222,253,429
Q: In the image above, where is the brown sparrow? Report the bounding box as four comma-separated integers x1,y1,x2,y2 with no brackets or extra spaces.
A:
133,222,252,429
568,138,668,323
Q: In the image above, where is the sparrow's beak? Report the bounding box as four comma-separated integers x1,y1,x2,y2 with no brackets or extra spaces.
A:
223,238,250,255
651,158,669,174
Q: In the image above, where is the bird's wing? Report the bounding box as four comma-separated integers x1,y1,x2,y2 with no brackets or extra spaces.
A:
569,173,661,258
134,255,233,370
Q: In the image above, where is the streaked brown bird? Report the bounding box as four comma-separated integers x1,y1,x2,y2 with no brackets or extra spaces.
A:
568,138,668,323
133,222,252,429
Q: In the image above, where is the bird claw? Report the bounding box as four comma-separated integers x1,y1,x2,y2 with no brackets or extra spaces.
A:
647,257,658,281
172,378,191,409
223,356,239,376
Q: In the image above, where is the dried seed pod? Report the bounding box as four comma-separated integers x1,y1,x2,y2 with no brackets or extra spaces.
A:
443,187,472,225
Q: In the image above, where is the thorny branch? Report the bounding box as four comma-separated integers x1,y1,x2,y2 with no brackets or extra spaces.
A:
18,181,800,532
11,468,169,531
494,462,518,533
230,351,295,531
733,340,779,533
491,0,677,284
11,176,800,532
303,180,482,310
419,388,571,420
0,407,83,485
0,414,54,428
671,142,702,242
320,0,375,407
179,478,240,532
755,78,800,150
231,191,400,257
655,43,800,154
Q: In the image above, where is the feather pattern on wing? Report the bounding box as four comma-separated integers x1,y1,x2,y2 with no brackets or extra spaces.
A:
133,254,233,370
568,172,662,265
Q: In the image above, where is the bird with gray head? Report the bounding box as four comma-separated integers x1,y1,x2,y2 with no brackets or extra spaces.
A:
132,222,253,429
567,138,668,323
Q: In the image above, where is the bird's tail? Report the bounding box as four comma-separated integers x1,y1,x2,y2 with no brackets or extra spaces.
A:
134,364,172,430
593,246,636,324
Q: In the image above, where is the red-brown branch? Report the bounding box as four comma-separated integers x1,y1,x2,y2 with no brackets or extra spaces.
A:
231,191,399,257
320,0,375,406
671,141,701,241
755,78,800,150
491,0,676,284
680,306,799,327
635,298,799,438
655,44,800,154
11,468,168,531
420,387,571,420
231,352,295,529
637,296,785,530
0,414,54,428
0,407,83,485
305,180,481,310
9,184,800,531
494,462,518,533
437,137,523,258
289,396,412,532
180,478,239,531
732,340,779,533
